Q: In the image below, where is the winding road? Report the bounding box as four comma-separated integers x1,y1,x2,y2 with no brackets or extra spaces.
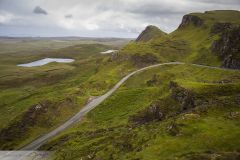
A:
20,62,236,151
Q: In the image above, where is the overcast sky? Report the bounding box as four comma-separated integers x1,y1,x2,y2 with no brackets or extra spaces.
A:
0,0,239,38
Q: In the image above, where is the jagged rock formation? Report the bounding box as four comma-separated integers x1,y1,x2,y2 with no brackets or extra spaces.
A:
211,26,240,69
136,25,166,42
178,14,204,28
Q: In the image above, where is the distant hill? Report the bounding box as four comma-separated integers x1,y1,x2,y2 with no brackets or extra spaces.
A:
120,10,240,69
136,25,166,42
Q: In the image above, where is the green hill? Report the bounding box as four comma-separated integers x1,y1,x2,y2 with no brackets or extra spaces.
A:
136,25,167,42
120,10,240,68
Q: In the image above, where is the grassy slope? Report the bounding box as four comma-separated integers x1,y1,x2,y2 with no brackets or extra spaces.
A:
136,25,167,42
42,64,240,160
0,42,134,149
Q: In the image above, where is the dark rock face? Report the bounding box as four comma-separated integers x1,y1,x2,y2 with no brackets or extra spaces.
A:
211,26,240,69
169,81,195,110
178,15,204,28
131,54,158,67
129,104,164,125
211,22,233,34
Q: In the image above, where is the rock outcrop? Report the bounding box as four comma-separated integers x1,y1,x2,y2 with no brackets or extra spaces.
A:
129,82,196,126
131,53,159,67
169,81,195,111
211,22,234,34
211,26,240,69
178,14,204,28
129,104,164,125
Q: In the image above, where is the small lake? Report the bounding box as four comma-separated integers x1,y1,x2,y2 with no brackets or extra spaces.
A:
17,58,75,67
100,50,118,54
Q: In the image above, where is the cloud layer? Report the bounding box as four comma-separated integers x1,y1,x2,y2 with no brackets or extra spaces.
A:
33,6,48,15
0,0,239,37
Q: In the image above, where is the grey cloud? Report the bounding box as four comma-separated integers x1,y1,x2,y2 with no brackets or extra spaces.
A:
127,5,186,17
33,6,48,15
65,14,73,19
188,0,240,5
0,0,240,37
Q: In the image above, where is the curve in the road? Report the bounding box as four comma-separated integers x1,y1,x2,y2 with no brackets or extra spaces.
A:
21,62,237,150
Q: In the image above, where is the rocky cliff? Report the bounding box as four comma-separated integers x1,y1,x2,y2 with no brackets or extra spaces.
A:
178,14,204,28
211,25,240,69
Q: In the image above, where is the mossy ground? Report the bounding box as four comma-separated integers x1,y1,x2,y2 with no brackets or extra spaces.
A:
0,41,133,149
42,64,240,160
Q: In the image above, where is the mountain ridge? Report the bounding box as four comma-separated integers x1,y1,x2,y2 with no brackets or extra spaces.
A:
120,10,240,69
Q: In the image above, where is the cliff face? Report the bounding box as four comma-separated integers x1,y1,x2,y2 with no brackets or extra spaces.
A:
211,26,240,69
178,14,204,28
210,22,233,34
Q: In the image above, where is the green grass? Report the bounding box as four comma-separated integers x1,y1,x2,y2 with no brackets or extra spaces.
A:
136,25,167,42
0,41,133,149
41,64,240,160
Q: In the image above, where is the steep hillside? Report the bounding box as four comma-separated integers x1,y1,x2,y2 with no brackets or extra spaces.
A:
120,10,240,68
42,64,240,160
136,25,167,42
